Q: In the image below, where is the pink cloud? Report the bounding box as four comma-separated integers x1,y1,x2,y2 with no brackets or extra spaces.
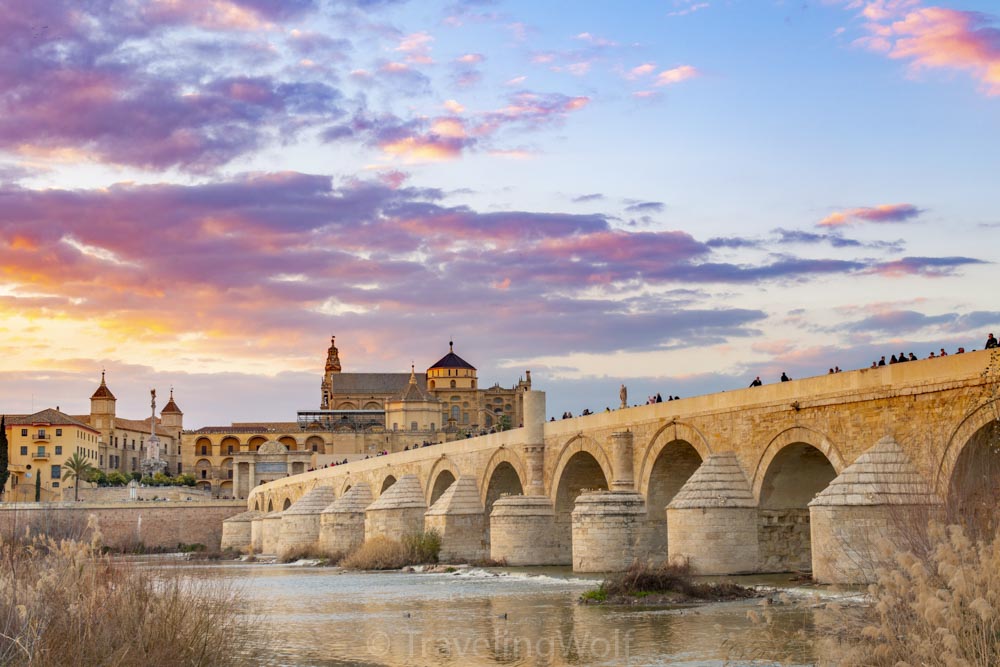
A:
818,203,922,227
455,53,485,64
845,3,1000,95
396,31,435,64
655,65,699,86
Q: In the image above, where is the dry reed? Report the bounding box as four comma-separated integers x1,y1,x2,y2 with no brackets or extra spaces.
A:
0,524,264,666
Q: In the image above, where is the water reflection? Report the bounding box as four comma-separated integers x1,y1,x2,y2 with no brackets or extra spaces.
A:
174,563,831,666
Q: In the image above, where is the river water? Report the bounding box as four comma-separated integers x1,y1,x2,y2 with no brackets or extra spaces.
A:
174,562,846,666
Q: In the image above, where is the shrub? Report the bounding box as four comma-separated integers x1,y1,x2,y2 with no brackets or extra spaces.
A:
106,471,129,486
403,530,441,565
588,560,755,602
341,531,442,570
341,536,411,570
278,544,344,564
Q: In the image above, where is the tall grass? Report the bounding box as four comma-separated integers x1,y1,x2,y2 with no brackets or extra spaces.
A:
0,526,263,666
821,524,1000,667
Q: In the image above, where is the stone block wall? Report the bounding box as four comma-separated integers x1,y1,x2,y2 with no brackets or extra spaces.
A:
757,508,811,572
667,507,759,575
0,501,244,551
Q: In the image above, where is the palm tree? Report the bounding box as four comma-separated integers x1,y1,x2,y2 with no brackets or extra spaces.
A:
63,452,96,502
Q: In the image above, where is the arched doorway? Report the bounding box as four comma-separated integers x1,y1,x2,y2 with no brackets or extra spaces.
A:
643,440,703,556
758,443,837,572
553,451,609,562
429,470,457,507
948,418,1000,538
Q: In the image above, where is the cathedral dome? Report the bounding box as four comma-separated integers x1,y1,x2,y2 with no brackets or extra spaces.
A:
428,341,476,372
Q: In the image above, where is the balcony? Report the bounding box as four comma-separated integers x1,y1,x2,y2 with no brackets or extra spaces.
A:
33,431,51,443
32,448,49,460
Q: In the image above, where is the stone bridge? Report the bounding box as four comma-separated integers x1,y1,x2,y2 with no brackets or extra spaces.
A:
227,350,999,583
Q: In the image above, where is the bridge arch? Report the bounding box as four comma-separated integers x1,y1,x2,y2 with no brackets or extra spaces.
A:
751,426,844,501
550,435,612,563
338,477,355,498
427,457,460,506
638,422,708,556
282,497,292,511
379,474,397,496
479,447,527,515
939,399,1000,534
935,398,1000,495
549,434,613,504
753,426,841,573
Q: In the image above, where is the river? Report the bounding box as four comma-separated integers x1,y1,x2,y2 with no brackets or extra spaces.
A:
173,561,848,666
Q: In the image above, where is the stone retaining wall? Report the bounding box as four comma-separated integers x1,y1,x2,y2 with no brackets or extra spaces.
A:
0,501,245,551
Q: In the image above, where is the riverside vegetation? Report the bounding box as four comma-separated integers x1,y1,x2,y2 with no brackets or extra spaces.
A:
276,530,443,570
0,519,263,667
580,560,759,605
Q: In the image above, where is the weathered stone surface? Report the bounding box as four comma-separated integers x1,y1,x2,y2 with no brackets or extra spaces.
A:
221,509,263,552
260,512,283,555
810,435,943,507
669,452,755,509
319,484,373,556
490,495,564,565
571,491,647,572
666,454,759,574
365,474,427,541
810,436,944,584
424,476,486,562
278,485,338,557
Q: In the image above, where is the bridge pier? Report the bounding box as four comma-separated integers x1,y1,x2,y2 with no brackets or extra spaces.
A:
424,476,487,562
250,516,264,553
490,495,562,564
221,509,261,552
809,436,943,584
571,491,647,571
570,430,649,572
261,511,283,555
666,452,759,575
319,484,372,556
279,485,336,559
364,474,427,541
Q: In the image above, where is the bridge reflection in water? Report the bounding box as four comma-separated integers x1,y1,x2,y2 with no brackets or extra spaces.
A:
231,350,999,584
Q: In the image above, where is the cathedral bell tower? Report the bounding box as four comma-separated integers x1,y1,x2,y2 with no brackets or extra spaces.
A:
321,335,341,409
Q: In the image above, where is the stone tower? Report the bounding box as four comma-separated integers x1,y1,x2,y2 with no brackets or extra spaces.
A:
89,370,117,432
320,335,341,409
161,387,184,433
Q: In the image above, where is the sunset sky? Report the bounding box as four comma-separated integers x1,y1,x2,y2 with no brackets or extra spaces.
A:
1,0,998,426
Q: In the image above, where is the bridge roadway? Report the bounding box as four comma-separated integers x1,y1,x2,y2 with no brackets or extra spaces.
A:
237,349,998,583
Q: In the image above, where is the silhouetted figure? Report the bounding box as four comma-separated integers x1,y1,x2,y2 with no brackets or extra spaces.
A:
749,376,762,387
878,356,886,366
655,392,662,403
957,347,965,354
897,351,908,363
890,354,898,364
828,368,834,374
908,352,917,361
780,372,791,382
939,348,947,357
986,333,998,349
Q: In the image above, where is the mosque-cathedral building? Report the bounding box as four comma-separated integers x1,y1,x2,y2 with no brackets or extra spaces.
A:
182,337,531,498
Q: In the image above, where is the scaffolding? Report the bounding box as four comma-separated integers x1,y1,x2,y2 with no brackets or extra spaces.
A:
296,410,385,432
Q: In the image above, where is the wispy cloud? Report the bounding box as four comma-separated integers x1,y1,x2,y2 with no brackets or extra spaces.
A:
818,203,922,227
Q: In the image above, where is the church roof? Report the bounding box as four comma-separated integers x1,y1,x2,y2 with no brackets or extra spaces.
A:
90,371,116,400
329,373,423,395
396,366,436,403
429,342,476,371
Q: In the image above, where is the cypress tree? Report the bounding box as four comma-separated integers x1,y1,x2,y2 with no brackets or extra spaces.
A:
0,415,8,499
35,468,41,502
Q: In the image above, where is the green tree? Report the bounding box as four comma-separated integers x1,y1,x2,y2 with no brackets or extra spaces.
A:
0,415,9,499
106,471,129,486
176,473,196,487
63,452,96,502
34,471,40,502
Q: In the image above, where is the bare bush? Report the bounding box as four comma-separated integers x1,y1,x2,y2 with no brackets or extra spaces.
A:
340,531,442,570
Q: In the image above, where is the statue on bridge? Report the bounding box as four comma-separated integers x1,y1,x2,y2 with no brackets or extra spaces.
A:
619,384,627,410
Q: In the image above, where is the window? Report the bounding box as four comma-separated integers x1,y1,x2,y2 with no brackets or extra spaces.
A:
21,429,27,436
55,446,62,455
228,469,233,479
392,423,398,431
462,412,469,424
99,455,103,465
52,482,59,488
177,463,182,474
410,422,418,431
56,428,62,436
201,469,207,479
201,445,207,455
227,445,233,454
51,465,61,479
450,406,460,421
450,380,456,388
20,446,27,455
